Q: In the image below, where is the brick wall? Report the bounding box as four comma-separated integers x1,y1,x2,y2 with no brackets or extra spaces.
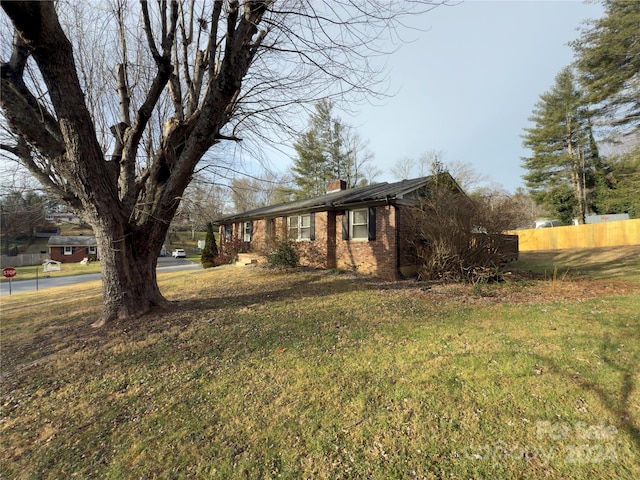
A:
293,211,330,269
219,205,409,280
49,246,96,263
335,205,399,280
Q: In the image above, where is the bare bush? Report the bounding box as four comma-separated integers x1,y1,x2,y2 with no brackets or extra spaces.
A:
406,179,518,283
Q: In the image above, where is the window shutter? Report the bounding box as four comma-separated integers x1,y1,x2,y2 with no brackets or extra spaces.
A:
368,207,377,241
309,213,316,241
342,212,349,240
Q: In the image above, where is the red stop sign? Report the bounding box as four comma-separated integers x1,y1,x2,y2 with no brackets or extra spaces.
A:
2,267,17,278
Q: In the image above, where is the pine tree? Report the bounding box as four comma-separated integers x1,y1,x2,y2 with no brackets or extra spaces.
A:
521,67,594,223
291,129,330,198
290,99,374,199
586,126,612,215
200,222,218,269
596,147,640,218
572,0,640,134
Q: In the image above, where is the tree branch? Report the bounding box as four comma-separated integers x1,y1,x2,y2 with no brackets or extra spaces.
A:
1,31,66,162
119,0,179,210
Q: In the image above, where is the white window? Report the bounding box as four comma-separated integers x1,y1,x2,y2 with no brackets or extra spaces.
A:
88,246,97,255
243,221,252,242
287,214,312,241
343,207,376,241
63,246,73,255
350,209,369,240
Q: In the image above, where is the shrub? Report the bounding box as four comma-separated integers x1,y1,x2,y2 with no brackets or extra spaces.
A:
214,237,243,266
406,176,517,284
201,222,219,269
268,242,299,268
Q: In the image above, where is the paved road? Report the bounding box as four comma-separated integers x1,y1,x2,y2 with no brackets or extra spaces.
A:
0,258,202,296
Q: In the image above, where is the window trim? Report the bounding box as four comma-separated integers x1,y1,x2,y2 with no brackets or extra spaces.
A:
243,221,252,242
343,207,376,241
350,208,369,240
287,213,314,241
63,246,73,255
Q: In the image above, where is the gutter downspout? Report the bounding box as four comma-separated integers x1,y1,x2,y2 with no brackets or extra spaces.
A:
393,203,409,280
385,195,408,281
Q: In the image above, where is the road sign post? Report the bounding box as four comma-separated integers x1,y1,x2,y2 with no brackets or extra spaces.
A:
3,267,17,295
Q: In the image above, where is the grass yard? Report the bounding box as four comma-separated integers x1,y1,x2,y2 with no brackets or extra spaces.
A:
0,261,102,283
1,247,639,479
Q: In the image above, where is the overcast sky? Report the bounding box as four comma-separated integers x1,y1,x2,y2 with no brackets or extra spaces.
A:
295,0,601,194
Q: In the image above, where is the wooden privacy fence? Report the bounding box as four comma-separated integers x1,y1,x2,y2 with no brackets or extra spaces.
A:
0,253,49,268
510,219,640,252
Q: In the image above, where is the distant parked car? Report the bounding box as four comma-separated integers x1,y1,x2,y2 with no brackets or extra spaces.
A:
172,248,186,258
535,219,562,228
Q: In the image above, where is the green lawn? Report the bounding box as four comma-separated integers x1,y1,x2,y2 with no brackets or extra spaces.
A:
1,248,639,479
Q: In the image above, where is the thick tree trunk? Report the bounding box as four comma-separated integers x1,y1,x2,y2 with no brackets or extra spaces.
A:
2,1,269,326
572,169,586,225
91,218,169,327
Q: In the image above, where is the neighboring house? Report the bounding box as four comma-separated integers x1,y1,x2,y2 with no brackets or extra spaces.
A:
47,235,98,263
45,212,82,225
215,175,464,280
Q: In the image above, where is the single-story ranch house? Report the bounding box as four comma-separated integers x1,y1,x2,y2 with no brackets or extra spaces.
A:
215,175,464,280
47,235,98,263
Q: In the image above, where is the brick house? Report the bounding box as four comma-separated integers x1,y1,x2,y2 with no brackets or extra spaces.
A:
47,235,98,263
215,175,464,280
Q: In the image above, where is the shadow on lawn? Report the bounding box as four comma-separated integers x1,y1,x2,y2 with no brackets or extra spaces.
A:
532,340,640,453
1,270,382,378
175,270,382,314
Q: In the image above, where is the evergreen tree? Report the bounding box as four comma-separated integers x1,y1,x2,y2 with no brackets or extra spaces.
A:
291,128,330,198
572,0,640,134
200,222,218,269
290,100,374,199
548,184,578,226
521,67,594,223
586,125,613,214
597,146,640,218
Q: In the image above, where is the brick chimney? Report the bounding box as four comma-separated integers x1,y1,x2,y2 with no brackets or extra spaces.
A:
326,179,347,193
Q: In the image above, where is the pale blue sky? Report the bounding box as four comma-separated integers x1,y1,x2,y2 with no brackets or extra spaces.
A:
340,0,604,193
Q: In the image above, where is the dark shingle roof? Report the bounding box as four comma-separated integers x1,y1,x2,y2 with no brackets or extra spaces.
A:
216,174,459,223
47,235,97,247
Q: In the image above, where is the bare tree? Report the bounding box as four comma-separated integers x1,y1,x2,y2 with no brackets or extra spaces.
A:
0,189,49,255
470,186,541,230
230,171,289,212
391,151,493,194
0,1,444,325
390,156,416,181
406,176,519,283
391,150,447,181
172,174,226,239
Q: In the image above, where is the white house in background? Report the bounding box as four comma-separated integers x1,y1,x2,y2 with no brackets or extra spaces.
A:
45,212,82,225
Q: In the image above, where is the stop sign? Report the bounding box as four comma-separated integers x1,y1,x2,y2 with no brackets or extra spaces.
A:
2,267,17,278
